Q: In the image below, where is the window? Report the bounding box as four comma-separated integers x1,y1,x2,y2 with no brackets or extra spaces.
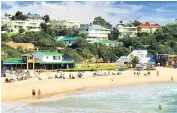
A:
53,56,57,60
46,56,48,59
53,56,61,60
58,56,61,60
140,54,144,58
124,62,128,64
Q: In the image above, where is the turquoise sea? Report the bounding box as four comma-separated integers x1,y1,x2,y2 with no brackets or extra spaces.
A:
2,83,177,113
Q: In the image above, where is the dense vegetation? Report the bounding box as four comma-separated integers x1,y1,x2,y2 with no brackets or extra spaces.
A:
1,11,177,63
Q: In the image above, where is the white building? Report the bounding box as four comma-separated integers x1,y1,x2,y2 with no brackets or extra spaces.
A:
1,15,10,26
55,19,80,29
127,49,148,64
1,15,11,33
116,24,137,38
34,51,63,63
78,23,110,41
7,13,44,33
116,56,129,66
117,49,149,66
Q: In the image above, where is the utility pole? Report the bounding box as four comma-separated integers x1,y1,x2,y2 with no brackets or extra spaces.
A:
132,36,133,51
96,37,99,68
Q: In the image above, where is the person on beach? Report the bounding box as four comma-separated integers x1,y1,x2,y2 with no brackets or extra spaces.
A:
63,75,65,80
171,77,174,82
38,89,41,99
134,72,136,75
157,71,159,76
32,89,36,98
111,78,113,81
148,71,150,76
158,105,162,111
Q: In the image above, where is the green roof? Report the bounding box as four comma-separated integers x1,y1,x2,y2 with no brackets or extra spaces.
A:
39,51,63,56
3,58,25,64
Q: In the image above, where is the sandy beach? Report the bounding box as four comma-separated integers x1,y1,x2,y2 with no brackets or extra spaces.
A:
1,67,177,102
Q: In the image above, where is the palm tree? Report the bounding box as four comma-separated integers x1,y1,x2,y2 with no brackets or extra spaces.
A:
119,20,123,24
130,55,139,68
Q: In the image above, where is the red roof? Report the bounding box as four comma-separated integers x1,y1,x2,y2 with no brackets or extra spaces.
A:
137,23,160,28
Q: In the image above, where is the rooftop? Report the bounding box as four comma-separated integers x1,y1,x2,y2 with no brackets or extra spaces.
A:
117,24,137,28
27,13,41,17
137,23,160,28
38,51,63,56
3,58,25,64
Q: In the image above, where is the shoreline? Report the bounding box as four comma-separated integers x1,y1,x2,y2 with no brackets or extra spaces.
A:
29,81,174,106
2,67,177,102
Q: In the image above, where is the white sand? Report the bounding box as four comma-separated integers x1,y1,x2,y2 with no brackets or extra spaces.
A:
1,67,177,102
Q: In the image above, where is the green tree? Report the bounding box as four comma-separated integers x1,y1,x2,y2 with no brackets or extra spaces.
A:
132,20,141,26
40,23,49,33
54,28,78,37
1,33,11,42
119,20,123,24
93,16,112,29
78,33,87,39
109,27,119,40
55,41,66,48
61,48,84,63
19,27,25,33
1,24,9,32
11,11,27,20
70,38,88,49
130,55,139,68
137,32,149,37
43,15,50,23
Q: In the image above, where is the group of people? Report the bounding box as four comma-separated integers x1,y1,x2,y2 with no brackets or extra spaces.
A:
134,72,141,76
32,89,41,99
134,71,151,76
93,71,122,76
54,73,65,80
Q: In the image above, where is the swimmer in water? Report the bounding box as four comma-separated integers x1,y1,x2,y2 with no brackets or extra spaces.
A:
158,105,162,111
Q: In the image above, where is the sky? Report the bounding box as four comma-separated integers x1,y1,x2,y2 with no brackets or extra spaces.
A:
1,1,177,26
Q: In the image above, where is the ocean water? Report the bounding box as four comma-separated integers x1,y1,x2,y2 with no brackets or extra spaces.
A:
2,83,177,113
